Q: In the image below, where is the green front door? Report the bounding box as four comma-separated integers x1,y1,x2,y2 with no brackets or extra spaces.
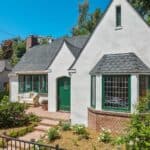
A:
57,77,70,111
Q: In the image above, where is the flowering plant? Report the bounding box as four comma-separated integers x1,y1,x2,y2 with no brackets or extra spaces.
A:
98,128,112,143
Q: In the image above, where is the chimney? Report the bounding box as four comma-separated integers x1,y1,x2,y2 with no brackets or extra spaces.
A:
26,35,39,50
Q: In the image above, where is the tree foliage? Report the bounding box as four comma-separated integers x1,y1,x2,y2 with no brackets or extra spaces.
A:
125,95,150,149
72,0,102,36
129,0,150,25
10,37,26,66
0,37,26,66
0,40,13,59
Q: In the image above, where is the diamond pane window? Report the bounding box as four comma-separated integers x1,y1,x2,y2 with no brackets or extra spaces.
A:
102,75,130,111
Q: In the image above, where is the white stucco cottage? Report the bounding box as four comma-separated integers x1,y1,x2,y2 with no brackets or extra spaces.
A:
9,0,150,132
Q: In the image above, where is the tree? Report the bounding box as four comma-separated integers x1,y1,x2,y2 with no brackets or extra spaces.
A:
11,37,26,65
0,48,3,59
72,0,102,36
129,0,150,24
1,40,13,59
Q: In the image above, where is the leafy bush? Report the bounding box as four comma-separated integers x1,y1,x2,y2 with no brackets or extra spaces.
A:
0,139,6,148
72,124,89,139
8,130,19,138
60,121,71,131
112,136,125,146
7,123,36,138
125,95,150,149
0,95,9,105
98,128,112,143
0,91,9,102
0,102,29,128
28,113,40,123
47,128,60,141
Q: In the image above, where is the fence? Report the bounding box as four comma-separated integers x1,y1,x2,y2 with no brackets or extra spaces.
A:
0,135,60,150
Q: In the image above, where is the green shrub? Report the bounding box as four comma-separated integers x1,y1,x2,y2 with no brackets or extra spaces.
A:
28,113,40,123
0,139,7,148
60,121,71,131
72,124,89,139
27,125,34,132
125,95,150,149
47,128,60,141
8,124,35,138
8,130,18,138
0,91,9,102
98,128,112,143
0,102,29,128
0,95,9,104
18,127,28,136
112,136,125,146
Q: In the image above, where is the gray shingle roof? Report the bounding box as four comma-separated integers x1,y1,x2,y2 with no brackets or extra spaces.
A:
13,39,64,72
13,36,89,72
65,35,89,49
65,41,82,58
90,53,150,74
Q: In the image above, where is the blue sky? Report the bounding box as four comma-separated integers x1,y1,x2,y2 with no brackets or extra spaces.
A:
0,0,111,42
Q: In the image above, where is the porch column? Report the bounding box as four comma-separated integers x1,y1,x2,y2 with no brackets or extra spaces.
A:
131,74,139,113
96,75,102,110
9,73,18,102
48,72,57,112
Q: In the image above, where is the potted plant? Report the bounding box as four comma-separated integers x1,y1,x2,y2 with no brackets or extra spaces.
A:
41,100,48,110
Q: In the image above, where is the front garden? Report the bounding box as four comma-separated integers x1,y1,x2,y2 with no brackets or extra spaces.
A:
36,95,150,150
0,91,40,146
0,91,150,150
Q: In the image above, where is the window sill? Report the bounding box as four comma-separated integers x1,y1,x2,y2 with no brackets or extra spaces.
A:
88,107,131,118
115,26,123,30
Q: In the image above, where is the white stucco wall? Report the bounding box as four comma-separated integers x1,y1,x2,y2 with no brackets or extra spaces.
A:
71,0,150,125
48,42,75,112
9,74,18,102
131,74,139,113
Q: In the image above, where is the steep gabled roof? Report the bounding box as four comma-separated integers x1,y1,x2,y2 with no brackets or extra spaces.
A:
69,0,150,70
90,53,150,74
13,39,64,72
13,36,89,72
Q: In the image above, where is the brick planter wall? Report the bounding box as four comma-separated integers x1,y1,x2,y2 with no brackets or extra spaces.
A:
88,108,131,134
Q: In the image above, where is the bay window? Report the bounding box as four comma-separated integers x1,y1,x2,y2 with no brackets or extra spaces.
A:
102,75,130,112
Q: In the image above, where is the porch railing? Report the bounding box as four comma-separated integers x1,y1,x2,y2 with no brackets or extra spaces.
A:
0,134,60,150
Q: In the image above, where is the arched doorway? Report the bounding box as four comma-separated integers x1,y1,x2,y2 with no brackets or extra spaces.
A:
57,77,70,111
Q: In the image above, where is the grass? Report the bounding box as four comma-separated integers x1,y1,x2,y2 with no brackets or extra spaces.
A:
41,128,126,150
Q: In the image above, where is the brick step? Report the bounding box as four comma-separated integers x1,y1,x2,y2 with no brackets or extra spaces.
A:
34,125,51,132
39,116,69,122
39,119,59,127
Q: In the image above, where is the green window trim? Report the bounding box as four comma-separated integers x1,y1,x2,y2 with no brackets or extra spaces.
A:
102,75,131,112
91,75,96,108
19,74,48,94
116,5,121,27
